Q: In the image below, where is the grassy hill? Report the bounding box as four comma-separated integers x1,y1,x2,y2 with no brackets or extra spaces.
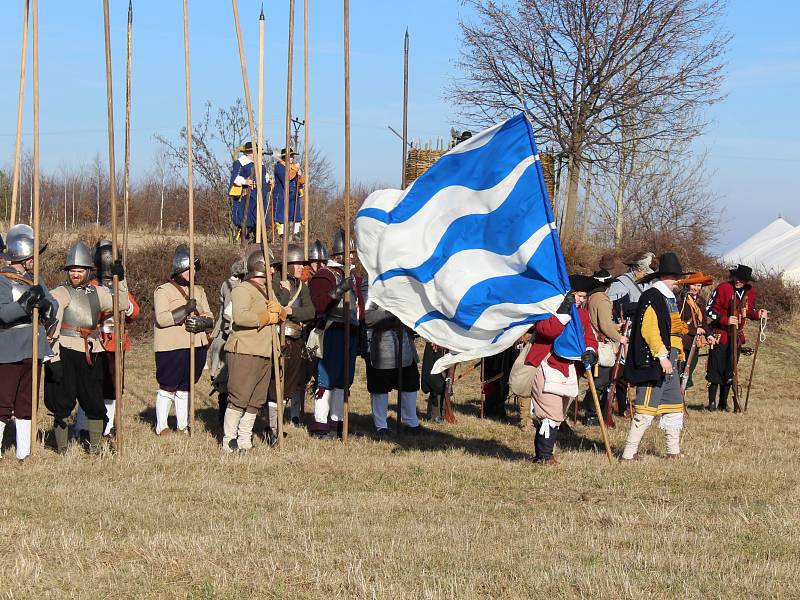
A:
1,320,799,598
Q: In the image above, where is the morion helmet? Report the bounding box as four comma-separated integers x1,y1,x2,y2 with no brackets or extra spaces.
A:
5,224,46,262
93,239,114,279
171,243,201,278
245,249,268,280
64,240,94,270
308,239,329,262
331,228,355,257
285,243,306,264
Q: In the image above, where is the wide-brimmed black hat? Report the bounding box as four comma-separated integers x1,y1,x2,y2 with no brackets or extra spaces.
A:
729,264,756,282
642,252,693,282
569,274,607,293
280,147,299,157
241,141,254,153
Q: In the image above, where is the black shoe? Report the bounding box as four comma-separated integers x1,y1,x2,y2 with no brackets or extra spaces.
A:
707,401,717,412
402,424,424,436
374,428,389,439
584,414,600,426
291,417,300,426
718,403,728,412
266,429,278,448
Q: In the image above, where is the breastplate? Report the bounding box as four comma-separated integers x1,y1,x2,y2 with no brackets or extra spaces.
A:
61,285,101,334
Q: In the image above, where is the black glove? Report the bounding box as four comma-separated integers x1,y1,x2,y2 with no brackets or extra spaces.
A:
36,297,54,321
581,349,598,368
557,292,576,315
328,275,355,301
185,315,214,333
17,284,46,316
110,260,125,280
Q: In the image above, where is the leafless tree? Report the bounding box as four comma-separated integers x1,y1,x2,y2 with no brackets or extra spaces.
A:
451,0,729,238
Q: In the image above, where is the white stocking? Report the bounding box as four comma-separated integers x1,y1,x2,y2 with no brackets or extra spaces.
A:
104,399,116,436
314,389,331,424
370,393,389,430
330,388,345,422
400,391,420,427
174,391,189,431
155,389,174,434
15,419,31,461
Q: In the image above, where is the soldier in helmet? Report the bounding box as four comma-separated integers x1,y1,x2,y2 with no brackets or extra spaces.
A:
45,240,129,454
152,244,213,435
74,240,140,439
222,247,286,451
269,243,315,434
210,258,247,423
307,239,329,277
307,228,364,439
0,225,57,461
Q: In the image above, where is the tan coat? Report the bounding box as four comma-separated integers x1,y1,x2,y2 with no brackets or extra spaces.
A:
586,291,622,343
51,280,130,357
153,281,212,352
224,280,284,358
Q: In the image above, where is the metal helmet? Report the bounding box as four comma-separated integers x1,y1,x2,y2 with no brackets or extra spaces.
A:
230,258,247,278
93,239,114,278
5,223,45,262
245,249,268,280
64,240,94,270
171,243,201,278
331,228,355,256
285,243,306,264
308,239,329,262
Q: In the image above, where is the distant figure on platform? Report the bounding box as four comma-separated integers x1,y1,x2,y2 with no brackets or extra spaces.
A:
229,141,268,242
273,147,304,242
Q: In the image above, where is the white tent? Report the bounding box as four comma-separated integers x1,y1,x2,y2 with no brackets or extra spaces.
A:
722,217,800,284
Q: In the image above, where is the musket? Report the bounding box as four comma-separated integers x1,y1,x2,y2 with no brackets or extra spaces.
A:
744,317,766,412
680,333,699,414
604,318,631,428
730,297,742,413
443,364,456,424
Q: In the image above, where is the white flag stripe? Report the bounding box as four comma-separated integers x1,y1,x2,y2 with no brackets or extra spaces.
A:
446,120,506,155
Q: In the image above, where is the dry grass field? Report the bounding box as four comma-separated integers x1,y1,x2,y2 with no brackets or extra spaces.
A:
1,320,799,599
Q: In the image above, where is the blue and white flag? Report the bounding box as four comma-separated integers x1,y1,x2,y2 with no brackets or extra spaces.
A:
356,113,585,373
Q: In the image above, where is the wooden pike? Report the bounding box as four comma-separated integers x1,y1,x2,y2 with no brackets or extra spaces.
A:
10,0,30,228
587,370,614,463
29,0,40,455
303,0,310,258
342,0,352,443
103,0,124,452
123,0,133,268
231,0,285,445
744,319,765,412
182,0,197,435
256,6,265,245
730,298,742,413
401,28,408,188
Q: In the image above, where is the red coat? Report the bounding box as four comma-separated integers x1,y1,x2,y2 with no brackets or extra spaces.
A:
90,279,140,352
525,308,598,377
309,266,364,320
706,281,759,346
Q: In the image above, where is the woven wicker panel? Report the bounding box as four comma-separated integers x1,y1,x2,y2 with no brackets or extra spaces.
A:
405,148,448,185
540,152,555,208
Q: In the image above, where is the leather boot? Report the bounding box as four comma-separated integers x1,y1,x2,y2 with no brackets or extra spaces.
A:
87,419,105,454
518,396,531,430
222,406,244,452
54,419,69,454
427,394,443,423
237,411,257,451
718,385,730,412
707,384,718,412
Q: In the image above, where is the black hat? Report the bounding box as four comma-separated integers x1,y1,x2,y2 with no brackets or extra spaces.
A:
280,147,299,157
729,264,755,282
642,252,692,282
241,141,254,153
569,274,605,293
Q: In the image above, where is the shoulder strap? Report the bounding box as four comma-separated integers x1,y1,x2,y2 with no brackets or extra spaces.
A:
246,280,271,304
0,272,32,287
170,280,190,301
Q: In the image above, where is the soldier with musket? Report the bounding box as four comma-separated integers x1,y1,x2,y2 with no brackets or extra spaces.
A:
152,244,213,435
0,225,57,461
676,271,713,391
308,228,364,440
222,248,286,451
74,240,140,439
621,253,691,461
46,241,129,454
524,275,599,464
270,243,315,432
704,264,768,412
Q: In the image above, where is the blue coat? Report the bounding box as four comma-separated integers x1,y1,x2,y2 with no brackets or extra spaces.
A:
272,161,302,224
229,156,268,228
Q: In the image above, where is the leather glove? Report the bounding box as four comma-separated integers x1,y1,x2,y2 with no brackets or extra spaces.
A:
557,292,575,315
17,284,46,316
184,315,214,333
171,305,190,325
185,298,197,314
110,260,125,280
581,349,598,368
36,297,54,321
328,275,355,301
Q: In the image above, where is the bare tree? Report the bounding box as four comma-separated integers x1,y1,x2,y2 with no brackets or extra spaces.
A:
451,0,729,238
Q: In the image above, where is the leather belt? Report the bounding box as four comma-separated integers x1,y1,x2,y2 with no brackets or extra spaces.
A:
60,324,98,365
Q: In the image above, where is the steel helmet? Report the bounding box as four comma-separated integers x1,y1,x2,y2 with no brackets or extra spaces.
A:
5,224,45,262
64,240,94,270
171,244,201,278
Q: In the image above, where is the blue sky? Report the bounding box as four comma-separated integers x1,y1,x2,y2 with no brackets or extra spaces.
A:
0,1,798,253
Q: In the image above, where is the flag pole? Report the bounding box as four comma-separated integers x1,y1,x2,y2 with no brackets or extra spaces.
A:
342,0,352,443
10,0,29,228
182,0,197,436
29,0,40,455
256,6,265,245
401,28,408,189
102,0,124,453
303,0,310,258
231,0,285,445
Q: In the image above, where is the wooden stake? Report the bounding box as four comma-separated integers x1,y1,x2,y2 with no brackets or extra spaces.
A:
29,0,40,455
401,28,408,188
103,0,124,453
303,0,310,258
231,0,285,445
182,0,197,435
586,371,614,463
342,0,351,443
10,0,30,228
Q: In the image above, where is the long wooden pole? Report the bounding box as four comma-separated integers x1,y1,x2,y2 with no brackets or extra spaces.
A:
303,0,310,258
103,0,124,453
29,0,40,455
183,0,197,435
10,0,30,228
744,319,765,412
123,0,133,268
231,0,285,446
256,7,265,245
342,0,351,443
587,371,614,463
401,28,408,188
